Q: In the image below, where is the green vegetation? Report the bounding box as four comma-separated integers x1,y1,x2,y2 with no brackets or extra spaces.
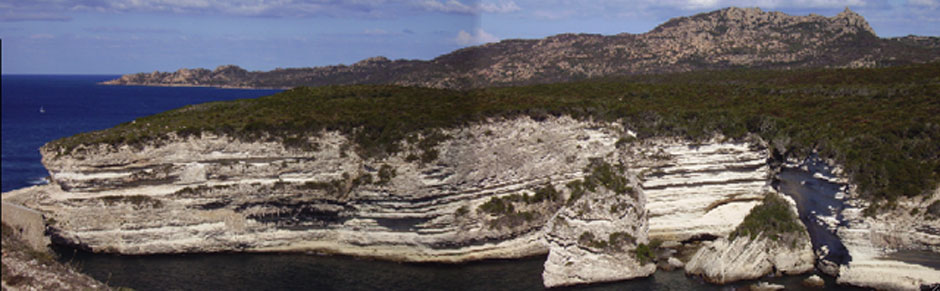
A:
377,164,396,185
565,180,586,205
566,159,635,205
634,243,654,264
927,201,940,219
478,196,515,215
455,206,469,217
50,63,940,212
578,231,607,249
476,184,562,228
532,184,561,203
730,194,804,241
608,232,636,247
577,231,639,251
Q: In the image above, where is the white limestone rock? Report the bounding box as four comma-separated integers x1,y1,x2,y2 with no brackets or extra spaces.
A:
624,139,770,242
749,282,785,291
541,166,655,288
835,188,940,290
667,257,685,269
684,232,813,284
802,274,825,288
684,193,814,284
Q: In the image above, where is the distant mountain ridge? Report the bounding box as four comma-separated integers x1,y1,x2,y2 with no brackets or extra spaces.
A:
102,7,940,89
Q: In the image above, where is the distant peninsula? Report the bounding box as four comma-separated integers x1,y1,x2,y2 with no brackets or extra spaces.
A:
102,7,940,90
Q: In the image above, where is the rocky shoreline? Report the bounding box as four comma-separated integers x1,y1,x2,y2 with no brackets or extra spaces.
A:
2,116,938,289
777,156,940,290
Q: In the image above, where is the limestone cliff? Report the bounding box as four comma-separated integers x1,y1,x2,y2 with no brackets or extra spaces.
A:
684,193,815,283
5,115,787,287
5,112,937,289
101,7,939,89
541,160,656,287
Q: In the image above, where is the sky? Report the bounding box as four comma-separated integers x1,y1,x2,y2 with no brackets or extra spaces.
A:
1,0,938,74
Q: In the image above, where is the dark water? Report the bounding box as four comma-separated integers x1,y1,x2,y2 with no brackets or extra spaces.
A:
5,75,864,290
774,160,852,265
55,248,858,291
0,75,280,192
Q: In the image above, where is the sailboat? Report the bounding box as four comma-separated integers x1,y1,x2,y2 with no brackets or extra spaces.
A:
39,106,46,114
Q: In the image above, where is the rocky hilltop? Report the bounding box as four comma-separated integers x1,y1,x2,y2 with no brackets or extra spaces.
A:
102,7,940,89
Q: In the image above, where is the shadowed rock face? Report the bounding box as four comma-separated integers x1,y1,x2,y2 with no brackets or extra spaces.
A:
101,7,940,90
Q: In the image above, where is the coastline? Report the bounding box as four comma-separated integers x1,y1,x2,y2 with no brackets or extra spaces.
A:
96,81,291,90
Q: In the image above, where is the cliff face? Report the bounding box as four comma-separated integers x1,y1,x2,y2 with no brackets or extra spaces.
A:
101,7,940,89
23,117,771,286
684,194,815,283
541,160,656,287
9,114,938,288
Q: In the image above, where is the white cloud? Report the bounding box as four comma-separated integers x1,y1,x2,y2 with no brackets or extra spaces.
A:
418,0,472,13
455,28,499,45
686,0,719,9
480,1,521,13
417,0,520,14
908,0,938,9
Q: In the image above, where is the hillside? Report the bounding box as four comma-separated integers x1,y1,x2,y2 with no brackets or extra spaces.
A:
102,7,940,90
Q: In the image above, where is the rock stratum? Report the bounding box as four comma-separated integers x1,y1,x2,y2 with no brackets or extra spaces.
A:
8,116,784,287
4,113,938,288
101,7,940,89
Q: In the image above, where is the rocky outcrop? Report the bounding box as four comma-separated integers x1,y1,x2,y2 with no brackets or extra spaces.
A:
2,200,50,251
684,194,814,283
541,161,656,287
101,7,940,90
684,231,815,283
1,222,109,291
835,190,940,290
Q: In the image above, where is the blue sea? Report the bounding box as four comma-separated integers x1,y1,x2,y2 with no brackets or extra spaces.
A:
3,75,856,290
1,75,280,192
